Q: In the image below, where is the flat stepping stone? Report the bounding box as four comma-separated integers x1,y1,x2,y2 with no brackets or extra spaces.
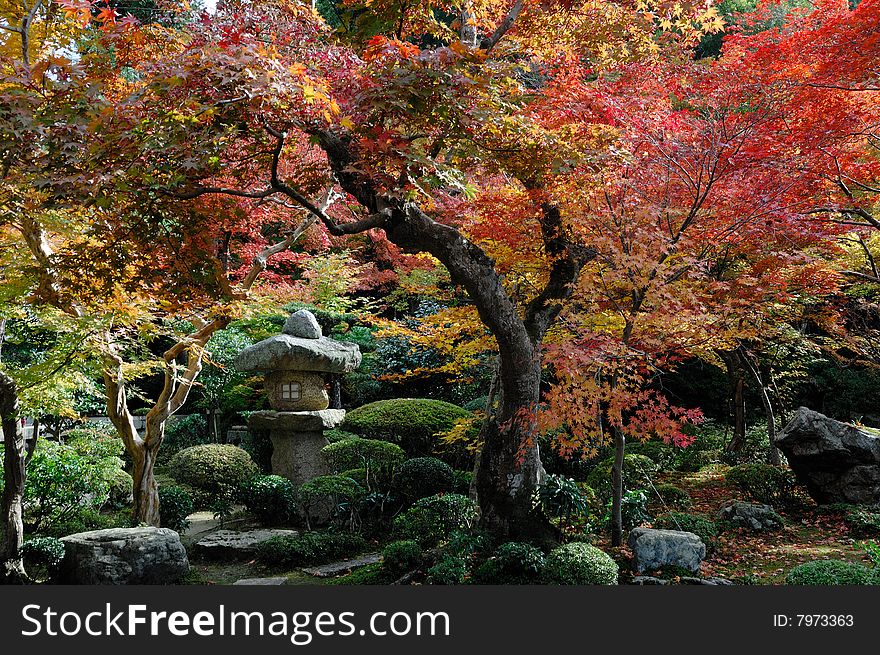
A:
195,529,297,559
301,553,382,577
233,577,288,586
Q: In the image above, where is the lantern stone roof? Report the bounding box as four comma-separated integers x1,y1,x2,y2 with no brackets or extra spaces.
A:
234,309,362,374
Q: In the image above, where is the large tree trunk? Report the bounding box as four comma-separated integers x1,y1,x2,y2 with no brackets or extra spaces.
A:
1,372,27,583
472,344,554,542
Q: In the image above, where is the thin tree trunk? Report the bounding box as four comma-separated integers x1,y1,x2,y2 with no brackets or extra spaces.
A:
610,427,626,546
721,351,747,452
740,350,782,465
1,372,27,583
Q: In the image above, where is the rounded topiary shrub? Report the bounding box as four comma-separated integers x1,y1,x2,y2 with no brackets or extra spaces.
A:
392,493,479,546
257,531,367,567
158,485,194,532
725,463,799,507
343,398,472,455
785,560,878,585
393,457,455,502
167,444,259,495
543,542,618,585
473,542,546,584
652,483,692,510
240,475,298,526
321,437,406,490
382,540,424,575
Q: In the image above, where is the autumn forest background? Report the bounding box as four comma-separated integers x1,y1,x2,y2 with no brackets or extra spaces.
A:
1,0,880,586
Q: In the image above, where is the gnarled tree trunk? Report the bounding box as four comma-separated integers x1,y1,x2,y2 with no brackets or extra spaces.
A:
1,372,28,583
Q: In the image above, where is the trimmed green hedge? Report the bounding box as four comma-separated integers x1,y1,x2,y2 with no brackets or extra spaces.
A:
543,543,618,585
786,560,880,585
343,398,472,455
167,444,259,494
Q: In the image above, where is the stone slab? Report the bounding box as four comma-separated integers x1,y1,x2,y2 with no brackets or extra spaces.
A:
301,553,382,578
249,409,346,432
195,529,298,559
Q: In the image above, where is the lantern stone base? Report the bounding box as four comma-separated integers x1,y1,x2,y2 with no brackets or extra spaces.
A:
247,410,346,487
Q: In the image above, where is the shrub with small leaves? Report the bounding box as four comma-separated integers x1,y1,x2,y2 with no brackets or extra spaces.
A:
392,493,479,546
844,508,880,537
786,560,879,585
393,457,454,502
298,475,366,528
543,542,618,585
652,483,692,510
343,398,472,455
158,485,194,532
654,512,719,553
382,540,424,575
21,537,66,582
725,463,800,507
168,444,259,495
321,438,405,490
240,475,298,526
427,554,469,585
534,474,594,523
473,542,546,584
257,531,367,567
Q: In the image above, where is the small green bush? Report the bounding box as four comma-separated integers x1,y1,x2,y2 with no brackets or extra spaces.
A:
534,474,594,522
24,437,124,532
654,512,718,552
168,444,259,495
652,483,692,510
325,429,361,444
627,440,677,469
427,554,469,585
585,454,658,500
786,560,879,585
393,457,454,502
343,398,472,455
392,493,479,546
382,540,424,575
726,463,800,506
473,542,546,584
543,542,618,585
158,485,194,532
844,508,880,537
321,438,405,490
106,468,134,509
257,531,367,567
21,537,66,582
608,488,651,531
240,475,298,526
298,475,365,528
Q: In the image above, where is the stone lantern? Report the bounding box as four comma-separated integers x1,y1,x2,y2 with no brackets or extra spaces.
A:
234,309,361,486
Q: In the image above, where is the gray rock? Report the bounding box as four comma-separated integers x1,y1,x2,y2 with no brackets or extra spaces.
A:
59,527,188,585
283,309,322,339
195,529,298,559
630,576,668,585
235,334,362,374
628,528,706,574
301,553,382,578
232,577,288,586
681,576,734,586
775,407,880,504
718,501,783,531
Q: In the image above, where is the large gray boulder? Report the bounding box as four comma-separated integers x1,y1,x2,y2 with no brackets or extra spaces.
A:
628,528,706,574
775,407,880,504
195,529,298,559
717,501,783,531
59,527,188,585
